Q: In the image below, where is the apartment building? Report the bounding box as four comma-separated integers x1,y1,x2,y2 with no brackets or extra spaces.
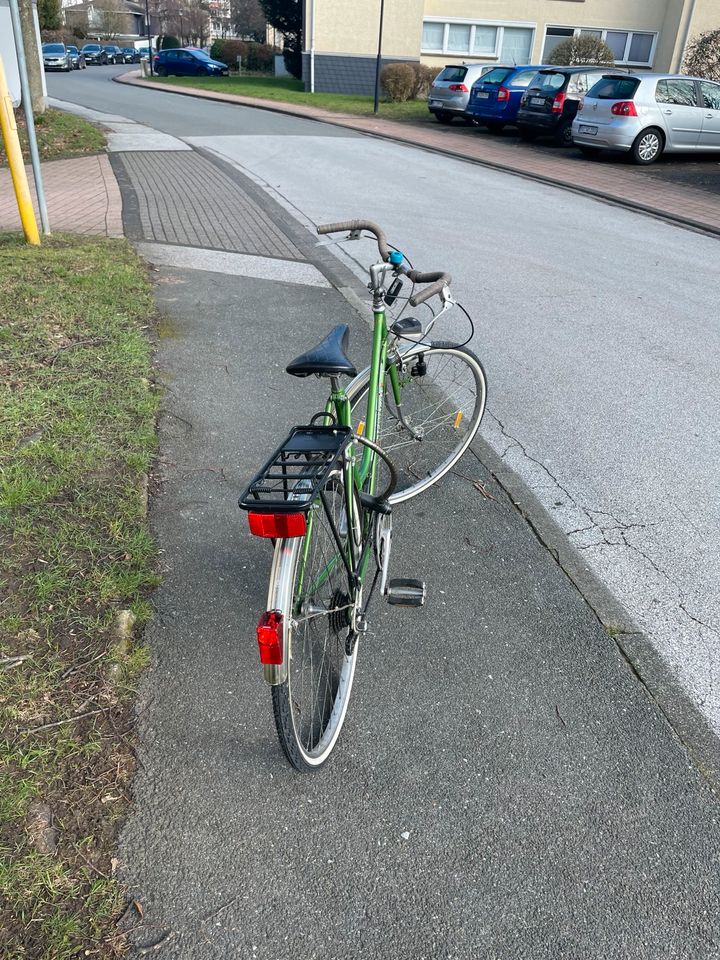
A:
303,0,718,94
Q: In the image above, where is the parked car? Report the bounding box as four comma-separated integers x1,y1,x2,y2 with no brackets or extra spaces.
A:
120,47,139,63
516,67,616,145
42,43,72,72
427,63,495,124
80,44,108,65
103,45,123,64
66,45,86,70
154,47,229,77
466,65,549,131
572,72,720,164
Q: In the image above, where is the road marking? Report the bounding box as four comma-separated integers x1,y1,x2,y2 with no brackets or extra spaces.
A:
136,242,331,287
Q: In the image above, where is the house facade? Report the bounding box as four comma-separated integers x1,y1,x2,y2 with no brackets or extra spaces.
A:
303,0,718,94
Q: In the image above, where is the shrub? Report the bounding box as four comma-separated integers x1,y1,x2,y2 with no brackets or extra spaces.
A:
684,28,720,81
209,39,225,61
410,63,438,100
548,35,615,67
381,63,415,102
161,35,180,49
245,42,275,71
41,29,85,47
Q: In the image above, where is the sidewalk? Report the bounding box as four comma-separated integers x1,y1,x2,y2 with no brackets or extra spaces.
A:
117,71,720,237
0,153,122,236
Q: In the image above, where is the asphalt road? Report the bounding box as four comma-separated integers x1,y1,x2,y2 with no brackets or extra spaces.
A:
44,68,720,956
51,66,720,740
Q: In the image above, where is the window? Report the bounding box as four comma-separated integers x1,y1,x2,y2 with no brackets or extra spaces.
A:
421,22,444,52
656,79,697,107
436,66,468,83
542,26,656,66
478,67,514,85
587,76,640,100
511,69,542,88
421,20,534,63
700,81,720,110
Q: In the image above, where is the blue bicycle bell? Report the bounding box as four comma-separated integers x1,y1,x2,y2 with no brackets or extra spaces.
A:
388,250,404,266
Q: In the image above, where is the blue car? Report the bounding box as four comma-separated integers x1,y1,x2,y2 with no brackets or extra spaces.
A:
466,65,549,131
154,47,229,78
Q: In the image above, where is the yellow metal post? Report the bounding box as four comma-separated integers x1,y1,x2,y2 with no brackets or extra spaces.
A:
0,54,40,245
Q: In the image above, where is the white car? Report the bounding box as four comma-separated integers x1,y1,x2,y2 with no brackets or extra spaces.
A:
572,72,720,164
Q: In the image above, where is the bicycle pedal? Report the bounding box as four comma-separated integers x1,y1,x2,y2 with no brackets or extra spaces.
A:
386,578,426,607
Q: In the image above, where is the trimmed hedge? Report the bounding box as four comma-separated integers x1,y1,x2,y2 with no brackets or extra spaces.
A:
210,38,276,71
381,62,439,102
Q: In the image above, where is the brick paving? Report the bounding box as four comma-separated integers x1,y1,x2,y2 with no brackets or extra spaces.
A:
118,73,720,237
0,154,122,237
117,151,305,259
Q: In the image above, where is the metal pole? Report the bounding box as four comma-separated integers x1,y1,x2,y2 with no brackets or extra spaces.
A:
373,0,385,115
145,0,154,75
310,0,316,93
0,54,39,244
8,0,50,234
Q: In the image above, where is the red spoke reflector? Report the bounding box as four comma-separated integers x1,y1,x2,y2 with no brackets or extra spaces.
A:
257,610,283,665
610,100,638,116
248,511,307,538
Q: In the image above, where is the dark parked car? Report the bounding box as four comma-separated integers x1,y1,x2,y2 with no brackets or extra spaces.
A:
154,47,229,77
66,45,86,70
516,67,616,145
80,44,108,65
103,45,123,64
42,43,72,72
120,47,139,63
466,65,549,131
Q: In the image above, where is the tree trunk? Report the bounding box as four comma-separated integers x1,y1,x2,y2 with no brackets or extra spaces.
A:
16,0,47,115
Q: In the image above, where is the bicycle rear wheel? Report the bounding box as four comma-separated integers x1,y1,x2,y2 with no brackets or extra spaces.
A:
348,342,487,503
269,474,362,771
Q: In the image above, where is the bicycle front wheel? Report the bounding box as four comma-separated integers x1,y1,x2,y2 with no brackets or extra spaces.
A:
268,475,361,771
348,342,487,503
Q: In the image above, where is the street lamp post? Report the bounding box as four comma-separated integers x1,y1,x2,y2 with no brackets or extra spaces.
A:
373,0,385,114
144,0,154,75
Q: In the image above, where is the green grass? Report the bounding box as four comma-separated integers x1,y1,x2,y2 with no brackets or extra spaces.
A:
146,74,432,121
0,234,159,958
0,109,105,166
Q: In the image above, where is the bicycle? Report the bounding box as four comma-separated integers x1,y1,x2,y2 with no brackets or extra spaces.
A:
238,220,487,771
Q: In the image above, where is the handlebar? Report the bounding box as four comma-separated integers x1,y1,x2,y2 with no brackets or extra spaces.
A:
316,220,451,307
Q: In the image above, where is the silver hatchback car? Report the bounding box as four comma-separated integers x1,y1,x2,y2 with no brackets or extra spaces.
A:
427,63,495,124
572,72,720,164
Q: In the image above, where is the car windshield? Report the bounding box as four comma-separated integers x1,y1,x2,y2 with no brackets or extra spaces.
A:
511,69,542,88
477,68,513,86
532,72,566,92
437,66,467,83
587,76,640,99
104,46,116,51
67,46,78,53
83,45,100,51
189,49,211,60
43,44,65,53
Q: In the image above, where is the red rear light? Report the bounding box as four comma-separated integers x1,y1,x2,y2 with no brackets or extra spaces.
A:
610,100,638,116
496,85,509,102
551,91,566,113
257,610,283,665
248,512,307,538
448,83,469,93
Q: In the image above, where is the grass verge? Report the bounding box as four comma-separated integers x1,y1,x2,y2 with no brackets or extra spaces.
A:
0,234,159,959
145,74,431,121
0,109,106,166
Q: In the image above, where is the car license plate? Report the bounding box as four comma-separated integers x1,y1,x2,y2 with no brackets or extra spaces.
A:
578,124,598,135
531,97,545,106
476,92,489,99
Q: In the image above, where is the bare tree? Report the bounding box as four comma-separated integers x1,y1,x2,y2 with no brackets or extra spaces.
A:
100,0,131,39
181,0,210,46
16,0,46,114
231,0,265,40
684,28,720,81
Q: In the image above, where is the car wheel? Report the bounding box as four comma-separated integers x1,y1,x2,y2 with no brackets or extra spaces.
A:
518,127,537,142
554,121,574,147
483,121,505,133
631,127,663,165
435,111,453,125
155,65,167,77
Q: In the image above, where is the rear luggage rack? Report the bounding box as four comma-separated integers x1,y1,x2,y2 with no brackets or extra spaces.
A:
238,425,353,513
